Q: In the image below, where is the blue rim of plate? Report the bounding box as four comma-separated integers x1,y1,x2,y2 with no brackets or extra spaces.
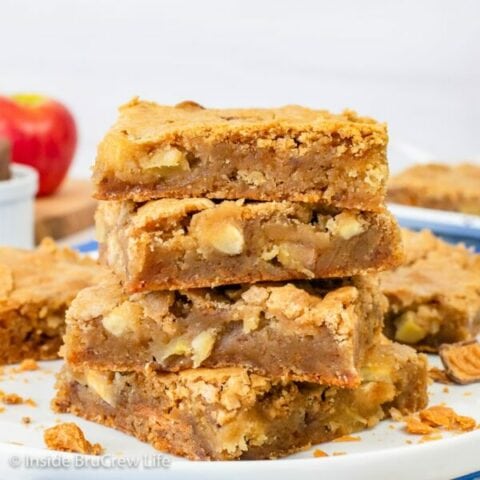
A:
73,239,98,253
389,204,480,251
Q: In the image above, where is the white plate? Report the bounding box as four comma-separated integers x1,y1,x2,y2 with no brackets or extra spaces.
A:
0,357,479,480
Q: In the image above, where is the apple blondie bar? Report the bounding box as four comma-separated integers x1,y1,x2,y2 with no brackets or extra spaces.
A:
380,229,480,351
93,99,388,210
97,198,403,291
63,272,384,386
0,238,103,364
388,163,480,214
53,339,428,460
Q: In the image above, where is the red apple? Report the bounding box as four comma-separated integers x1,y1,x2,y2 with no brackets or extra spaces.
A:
0,94,77,196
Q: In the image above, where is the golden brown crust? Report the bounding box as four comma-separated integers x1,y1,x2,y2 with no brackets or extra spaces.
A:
380,229,480,351
93,99,388,208
0,239,105,364
388,163,480,214
0,238,99,308
110,98,386,146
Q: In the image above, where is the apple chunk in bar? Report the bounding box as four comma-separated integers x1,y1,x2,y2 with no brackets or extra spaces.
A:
0,239,104,364
63,272,384,387
93,99,389,210
380,229,480,351
96,198,403,292
53,340,428,460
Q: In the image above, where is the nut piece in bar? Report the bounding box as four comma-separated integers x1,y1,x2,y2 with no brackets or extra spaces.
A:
53,340,428,461
439,340,480,385
0,139,11,181
64,272,384,386
380,229,480,351
388,163,480,215
0,238,105,364
96,198,403,291
93,98,388,210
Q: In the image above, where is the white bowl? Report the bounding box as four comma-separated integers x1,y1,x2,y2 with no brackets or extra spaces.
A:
0,163,38,248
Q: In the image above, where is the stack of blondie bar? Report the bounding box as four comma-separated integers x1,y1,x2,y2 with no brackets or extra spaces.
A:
53,99,428,460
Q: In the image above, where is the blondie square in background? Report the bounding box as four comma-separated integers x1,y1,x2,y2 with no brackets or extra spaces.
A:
0,239,104,364
381,229,480,351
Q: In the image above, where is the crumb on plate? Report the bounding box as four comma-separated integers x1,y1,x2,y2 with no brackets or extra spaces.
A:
1,392,24,405
403,405,476,435
15,359,39,372
332,435,361,443
419,432,443,443
0,390,36,406
389,407,404,421
405,416,436,435
44,422,103,455
428,367,454,385
420,405,476,431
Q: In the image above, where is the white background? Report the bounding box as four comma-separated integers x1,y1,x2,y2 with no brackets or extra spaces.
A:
1,0,479,178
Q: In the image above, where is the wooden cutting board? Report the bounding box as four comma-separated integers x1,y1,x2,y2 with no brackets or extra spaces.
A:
35,179,97,244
